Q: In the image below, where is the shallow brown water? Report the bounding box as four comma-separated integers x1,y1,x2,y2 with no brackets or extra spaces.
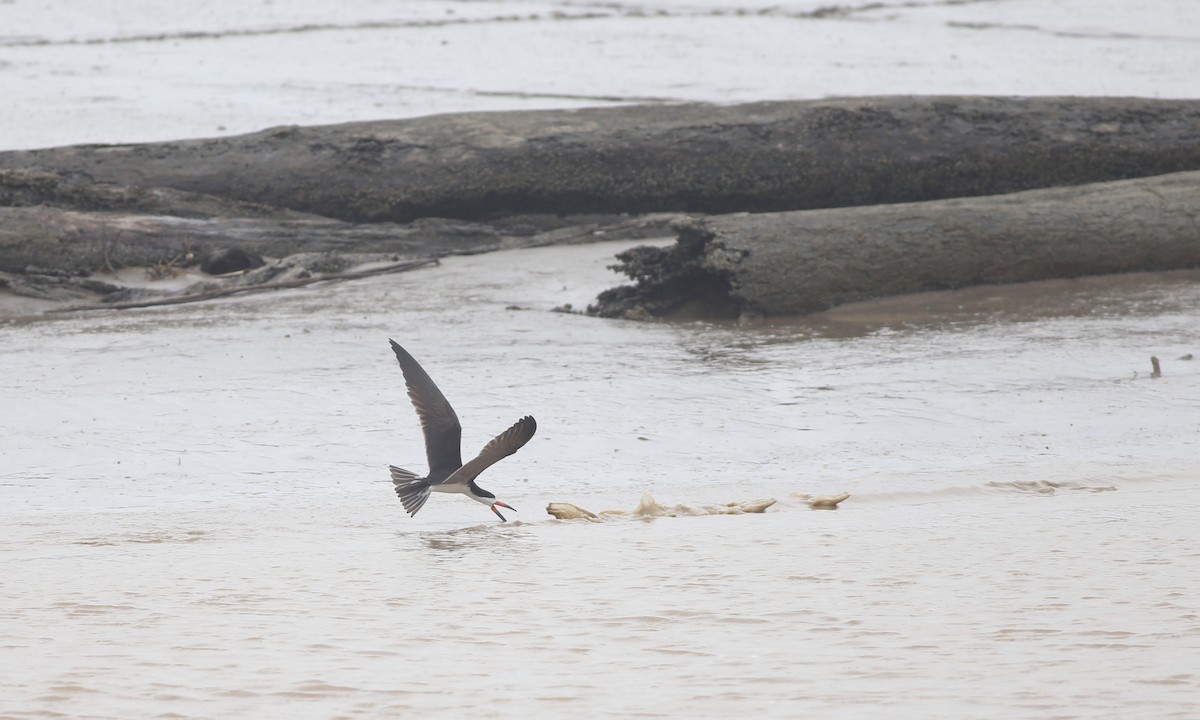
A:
4,0,1200,715
2,241,1199,718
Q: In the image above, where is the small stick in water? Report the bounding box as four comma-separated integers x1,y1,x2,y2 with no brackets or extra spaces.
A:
1151,356,1162,378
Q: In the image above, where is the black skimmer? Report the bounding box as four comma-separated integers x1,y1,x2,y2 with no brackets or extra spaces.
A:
388,340,536,522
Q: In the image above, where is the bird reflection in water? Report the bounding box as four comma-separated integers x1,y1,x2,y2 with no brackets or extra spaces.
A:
416,523,535,553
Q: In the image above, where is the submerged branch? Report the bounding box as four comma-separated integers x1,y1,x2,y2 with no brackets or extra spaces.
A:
48,258,438,313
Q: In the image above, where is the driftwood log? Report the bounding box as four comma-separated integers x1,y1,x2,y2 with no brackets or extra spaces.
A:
5,96,1200,311
4,96,1200,225
0,168,674,274
589,171,1200,320
0,196,489,275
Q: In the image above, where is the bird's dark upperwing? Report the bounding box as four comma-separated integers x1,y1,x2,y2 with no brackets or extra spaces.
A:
389,340,463,477
445,415,537,486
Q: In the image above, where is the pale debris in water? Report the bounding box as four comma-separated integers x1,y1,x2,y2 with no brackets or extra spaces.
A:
546,492,776,520
545,503,600,521
790,492,852,510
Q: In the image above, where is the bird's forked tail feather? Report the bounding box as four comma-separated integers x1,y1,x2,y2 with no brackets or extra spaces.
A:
390,466,431,517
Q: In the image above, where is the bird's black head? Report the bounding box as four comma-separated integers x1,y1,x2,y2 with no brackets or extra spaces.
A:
469,483,515,522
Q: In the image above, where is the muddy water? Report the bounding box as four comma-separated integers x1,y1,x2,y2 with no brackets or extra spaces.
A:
3,241,1199,718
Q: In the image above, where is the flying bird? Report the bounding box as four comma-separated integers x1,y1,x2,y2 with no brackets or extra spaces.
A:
388,339,536,522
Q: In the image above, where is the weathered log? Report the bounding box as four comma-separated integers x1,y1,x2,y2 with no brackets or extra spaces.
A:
0,203,496,274
0,168,674,273
0,166,293,218
589,171,1200,320
4,97,1200,223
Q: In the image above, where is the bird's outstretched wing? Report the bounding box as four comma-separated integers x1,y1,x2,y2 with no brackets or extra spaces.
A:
445,415,537,486
389,340,463,477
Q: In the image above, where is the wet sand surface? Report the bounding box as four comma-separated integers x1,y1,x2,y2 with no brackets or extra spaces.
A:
4,0,1200,717
3,241,1199,718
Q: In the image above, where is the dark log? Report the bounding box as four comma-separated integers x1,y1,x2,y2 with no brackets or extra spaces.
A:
4,97,1200,223
0,203,498,274
588,171,1200,320
0,169,674,274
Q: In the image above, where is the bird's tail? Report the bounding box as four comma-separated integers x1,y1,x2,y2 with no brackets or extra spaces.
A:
390,466,432,517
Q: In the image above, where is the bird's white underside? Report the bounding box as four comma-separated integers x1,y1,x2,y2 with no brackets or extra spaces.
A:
431,482,495,506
